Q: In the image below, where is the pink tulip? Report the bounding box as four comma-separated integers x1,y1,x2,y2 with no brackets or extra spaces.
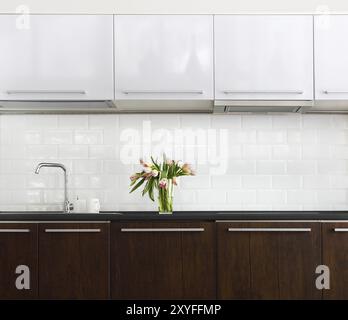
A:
159,178,168,189
130,174,138,181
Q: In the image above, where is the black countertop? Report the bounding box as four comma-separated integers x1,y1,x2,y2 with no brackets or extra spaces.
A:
0,211,348,221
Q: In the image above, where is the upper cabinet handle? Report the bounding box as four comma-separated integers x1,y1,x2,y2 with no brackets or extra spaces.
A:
6,90,87,95
45,229,101,233
122,90,204,94
228,228,311,232
0,229,30,233
222,90,304,94
333,228,348,232
121,228,205,232
323,91,348,94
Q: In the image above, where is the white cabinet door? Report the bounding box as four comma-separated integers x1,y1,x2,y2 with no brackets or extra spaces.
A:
214,15,313,101
114,15,214,100
314,15,348,100
0,15,113,100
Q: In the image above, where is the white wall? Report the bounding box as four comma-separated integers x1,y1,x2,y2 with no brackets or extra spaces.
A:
0,0,348,14
1,113,348,212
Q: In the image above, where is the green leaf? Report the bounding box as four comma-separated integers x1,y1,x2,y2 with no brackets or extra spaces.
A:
142,178,153,196
148,180,155,201
130,178,145,193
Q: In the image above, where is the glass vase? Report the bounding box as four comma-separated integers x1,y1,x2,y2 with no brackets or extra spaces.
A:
158,179,174,214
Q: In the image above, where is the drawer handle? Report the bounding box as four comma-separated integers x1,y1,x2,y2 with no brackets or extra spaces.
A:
222,90,303,94
45,229,101,233
121,228,205,232
333,228,348,232
122,90,204,95
6,90,87,95
0,229,30,233
323,91,348,94
228,228,311,232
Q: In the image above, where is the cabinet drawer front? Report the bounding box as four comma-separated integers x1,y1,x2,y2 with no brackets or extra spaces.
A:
0,223,38,299
323,222,348,299
214,15,313,100
0,15,114,100
315,16,348,100
217,222,321,300
111,222,216,300
39,223,110,299
114,15,214,100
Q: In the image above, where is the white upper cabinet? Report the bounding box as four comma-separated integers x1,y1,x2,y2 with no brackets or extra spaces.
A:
214,15,313,101
314,15,348,100
114,15,214,100
0,15,113,100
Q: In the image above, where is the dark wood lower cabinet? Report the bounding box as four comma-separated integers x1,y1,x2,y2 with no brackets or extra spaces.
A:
111,221,216,299
39,223,109,299
0,223,38,299
217,222,321,300
323,222,348,299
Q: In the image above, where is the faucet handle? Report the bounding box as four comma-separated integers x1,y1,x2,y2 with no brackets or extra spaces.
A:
69,203,74,212
65,201,74,213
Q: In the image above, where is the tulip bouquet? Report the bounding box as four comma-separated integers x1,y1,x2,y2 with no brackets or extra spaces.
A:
130,155,195,214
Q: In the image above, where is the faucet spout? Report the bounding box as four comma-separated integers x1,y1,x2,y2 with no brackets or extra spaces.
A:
35,162,72,213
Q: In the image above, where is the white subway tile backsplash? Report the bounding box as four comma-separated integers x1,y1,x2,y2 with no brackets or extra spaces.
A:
59,145,88,159
302,145,332,159
211,175,242,189
58,115,88,129
197,190,226,204
272,176,302,189
331,176,348,188
273,145,301,160
75,131,103,145
0,113,347,210
44,131,73,145
287,130,317,144
287,160,316,175
226,160,256,174
243,145,272,160
26,145,58,159
272,114,301,129
256,161,286,174
242,115,272,129
257,130,286,144
317,190,347,204
332,146,348,159
211,115,241,129
302,115,332,129
287,190,317,204
317,130,348,145
257,190,286,205
303,176,331,189
89,145,117,159
227,190,257,204
181,176,211,189
242,175,271,189
73,160,102,174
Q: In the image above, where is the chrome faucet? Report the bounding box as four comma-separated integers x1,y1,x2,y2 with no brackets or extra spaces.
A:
35,162,73,213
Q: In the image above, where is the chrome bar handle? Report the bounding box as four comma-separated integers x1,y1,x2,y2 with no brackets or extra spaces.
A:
6,90,86,95
0,229,30,233
122,90,204,94
323,91,348,94
121,228,205,232
333,228,348,232
222,90,304,94
45,229,101,233
228,228,311,232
